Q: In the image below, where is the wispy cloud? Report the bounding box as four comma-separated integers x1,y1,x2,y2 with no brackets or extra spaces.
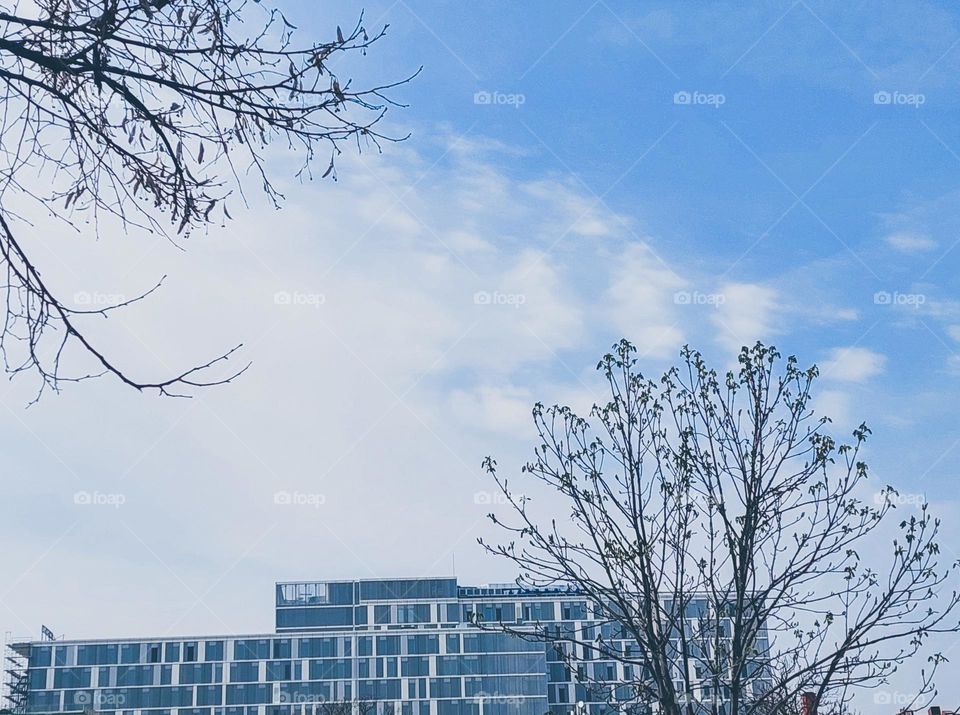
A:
884,231,937,253
820,346,887,382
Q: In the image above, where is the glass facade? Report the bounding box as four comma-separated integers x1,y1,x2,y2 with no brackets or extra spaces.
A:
14,577,769,715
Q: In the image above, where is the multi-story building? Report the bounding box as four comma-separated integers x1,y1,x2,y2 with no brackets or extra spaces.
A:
5,577,769,715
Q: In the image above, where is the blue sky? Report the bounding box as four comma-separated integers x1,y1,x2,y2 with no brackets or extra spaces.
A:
3,1,960,711
321,0,960,488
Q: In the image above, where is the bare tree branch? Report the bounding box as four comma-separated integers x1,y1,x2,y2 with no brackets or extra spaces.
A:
0,0,416,398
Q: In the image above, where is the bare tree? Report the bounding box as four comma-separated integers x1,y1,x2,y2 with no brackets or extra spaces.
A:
480,340,960,715
0,0,414,398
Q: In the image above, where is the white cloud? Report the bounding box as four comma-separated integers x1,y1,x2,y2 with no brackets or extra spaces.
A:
523,179,625,239
820,347,887,382
465,249,585,374
710,283,779,353
815,389,853,430
884,232,937,253
605,243,686,358
449,384,534,435
445,229,495,254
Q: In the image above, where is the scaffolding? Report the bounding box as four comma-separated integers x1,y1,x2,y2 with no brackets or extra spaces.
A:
3,631,29,714
4,626,55,714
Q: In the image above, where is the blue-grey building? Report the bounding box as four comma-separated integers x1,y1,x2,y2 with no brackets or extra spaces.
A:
5,577,769,715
